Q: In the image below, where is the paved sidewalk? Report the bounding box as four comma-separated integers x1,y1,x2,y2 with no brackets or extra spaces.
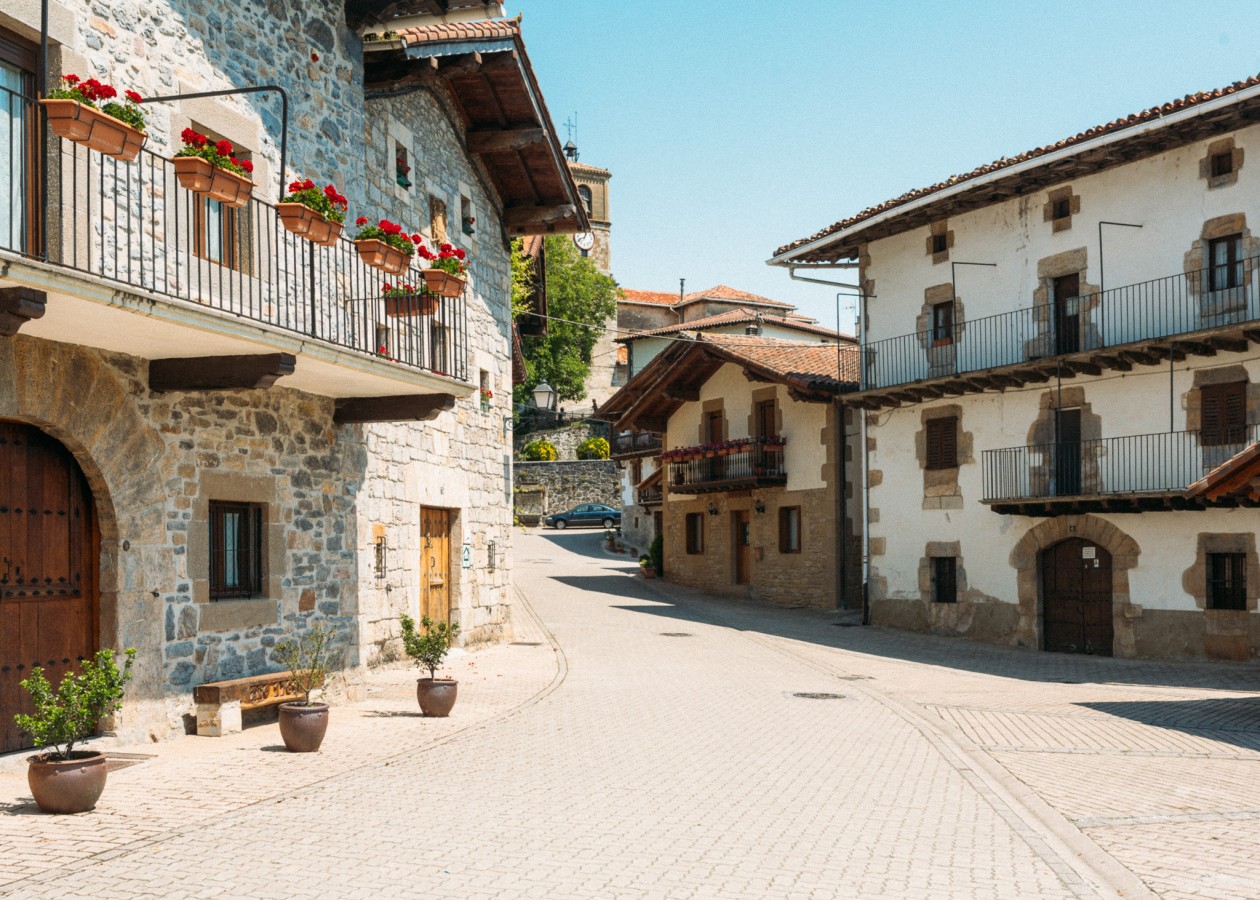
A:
2,528,1258,897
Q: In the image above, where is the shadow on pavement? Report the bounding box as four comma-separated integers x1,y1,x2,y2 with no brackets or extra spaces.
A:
1078,697,1260,752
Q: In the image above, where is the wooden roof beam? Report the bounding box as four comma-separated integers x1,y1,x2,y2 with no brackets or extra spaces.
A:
467,126,547,154
437,52,483,76
505,204,578,232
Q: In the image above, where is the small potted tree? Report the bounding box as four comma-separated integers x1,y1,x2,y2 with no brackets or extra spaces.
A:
273,624,334,753
418,242,468,298
15,648,136,814
353,217,418,275
399,613,460,717
172,128,255,207
40,75,148,162
278,178,349,245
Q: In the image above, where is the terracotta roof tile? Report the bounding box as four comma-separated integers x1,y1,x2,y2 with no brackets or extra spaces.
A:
623,308,852,343
619,288,680,306
698,334,860,390
775,73,1260,258
679,284,794,309
393,19,521,44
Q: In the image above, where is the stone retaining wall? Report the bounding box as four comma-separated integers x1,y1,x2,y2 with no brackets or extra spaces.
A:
514,460,620,521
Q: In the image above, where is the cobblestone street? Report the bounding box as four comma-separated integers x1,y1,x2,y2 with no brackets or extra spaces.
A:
3,530,1260,898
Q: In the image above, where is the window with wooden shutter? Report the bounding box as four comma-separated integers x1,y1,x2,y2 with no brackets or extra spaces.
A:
685,513,704,555
1208,234,1243,291
1200,381,1247,447
1207,552,1246,610
755,399,777,439
925,416,958,470
931,302,953,344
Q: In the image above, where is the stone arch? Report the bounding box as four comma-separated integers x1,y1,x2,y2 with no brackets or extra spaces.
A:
1009,515,1141,656
0,338,167,652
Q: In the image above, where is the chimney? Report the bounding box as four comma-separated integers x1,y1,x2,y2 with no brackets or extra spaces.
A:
744,313,763,337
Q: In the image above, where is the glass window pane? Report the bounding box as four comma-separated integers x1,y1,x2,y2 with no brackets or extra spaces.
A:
0,62,26,252
222,511,240,588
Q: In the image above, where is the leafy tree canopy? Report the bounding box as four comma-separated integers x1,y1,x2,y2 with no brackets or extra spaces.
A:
514,235,618,407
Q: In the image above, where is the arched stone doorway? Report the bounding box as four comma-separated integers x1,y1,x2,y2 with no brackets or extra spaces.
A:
0,421,100,752
1009,515,1141,656
1041,538,1113,655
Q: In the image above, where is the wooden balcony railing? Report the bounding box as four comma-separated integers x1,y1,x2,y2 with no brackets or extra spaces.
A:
612,431,662,457
667,443,786,494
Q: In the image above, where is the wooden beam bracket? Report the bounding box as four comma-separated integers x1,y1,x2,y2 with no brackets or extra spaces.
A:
149,353,296,393
334,394,457,424
0,287,47,337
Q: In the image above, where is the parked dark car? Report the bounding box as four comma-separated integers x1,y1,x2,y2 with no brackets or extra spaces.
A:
544,503,621,529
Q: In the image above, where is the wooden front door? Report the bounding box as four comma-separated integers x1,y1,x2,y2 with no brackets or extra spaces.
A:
1053,273,1081,355
0,422,98,753
419,507,451,626
1042,538,1113,656
733,510,751,585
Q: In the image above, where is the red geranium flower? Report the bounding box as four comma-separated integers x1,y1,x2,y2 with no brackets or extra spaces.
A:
240,160,254,174
125,89,142,104
454,248,466,260
356,216,368,226
63,74,80,85
215,139,233,157
411,233,422,244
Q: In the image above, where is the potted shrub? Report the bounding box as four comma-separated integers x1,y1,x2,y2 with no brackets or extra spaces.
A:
40,75,147,162
638,554,656,579
15,648,136,814
353,217,418,275
418,241,468,298
173,128,255,207
399,614,461,717
381,281,437,318
278,178,348,246
273,624,334,753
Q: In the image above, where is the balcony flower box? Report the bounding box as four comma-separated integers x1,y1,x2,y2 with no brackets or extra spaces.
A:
421,268,466,298
42,99,146,162
172,129,255,208
381,282,436,318
41,76,148,163
353,217,418,275
418,242,468,297
278,180,348,246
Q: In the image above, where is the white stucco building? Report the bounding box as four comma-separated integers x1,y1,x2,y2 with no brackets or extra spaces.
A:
772,75,1260,660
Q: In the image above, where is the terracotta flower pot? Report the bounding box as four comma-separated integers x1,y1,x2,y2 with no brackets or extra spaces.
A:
355,238,412,275
384,294,438,318
278,702,329,752
40,98,146,162
416,678,458,717
278,203,343,246
421,269,466,298
172,156,253,208
27,751,109,814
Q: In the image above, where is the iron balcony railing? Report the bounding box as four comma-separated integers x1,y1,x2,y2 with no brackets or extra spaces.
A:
861,256,1260,391
668,444,786,491
982,425,1260,502
0,86,466,380
612,431,662,456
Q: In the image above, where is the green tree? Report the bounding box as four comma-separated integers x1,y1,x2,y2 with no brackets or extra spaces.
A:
514,235,618,407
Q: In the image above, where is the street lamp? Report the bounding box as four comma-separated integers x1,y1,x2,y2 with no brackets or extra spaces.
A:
531,380,556,411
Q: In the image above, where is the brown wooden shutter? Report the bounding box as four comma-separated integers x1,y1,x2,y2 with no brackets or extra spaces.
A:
926,417,958,469
1201,382,1247,446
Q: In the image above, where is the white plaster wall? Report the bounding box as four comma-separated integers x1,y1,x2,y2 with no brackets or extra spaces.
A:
865,123,1260,345
664,363,828,498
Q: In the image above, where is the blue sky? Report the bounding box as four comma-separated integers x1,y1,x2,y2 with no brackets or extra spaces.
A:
509,2,1260,333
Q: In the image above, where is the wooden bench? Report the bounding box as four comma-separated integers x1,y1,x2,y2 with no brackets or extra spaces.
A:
194,671,306,737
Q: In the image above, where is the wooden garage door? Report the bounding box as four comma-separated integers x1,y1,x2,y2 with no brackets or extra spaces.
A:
420,507,451,627
1042,538,1112,656
0,422,98,753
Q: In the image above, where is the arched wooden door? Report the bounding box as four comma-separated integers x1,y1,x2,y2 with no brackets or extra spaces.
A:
0,422,99,752
1041,537,1112,655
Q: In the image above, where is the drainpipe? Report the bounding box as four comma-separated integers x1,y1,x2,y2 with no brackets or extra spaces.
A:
788,267,866,616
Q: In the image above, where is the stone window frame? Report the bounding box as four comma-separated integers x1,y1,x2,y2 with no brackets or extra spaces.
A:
1043,186,1080,233
387,118,416,204
1207,552,1247,610
189,472,284,632
183,117,257,275
747,386,781,439
917,541,967,606
924,416,958,470
925,220,954,264
916,405,972,510
1182,532,1259,613
1184,365,1259,462
1027,248,1100,360
915,283,963,377
1024,386,1103,496
1184,215,1260,319
207,500,264,601
1200,137,1244,189
931,556,957,603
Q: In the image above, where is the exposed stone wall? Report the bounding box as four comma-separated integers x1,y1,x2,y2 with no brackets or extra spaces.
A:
514,422,599,460
0,335,365,740
514,461,619,517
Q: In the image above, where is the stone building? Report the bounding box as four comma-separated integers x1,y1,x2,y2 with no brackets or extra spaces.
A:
772,75,1260,659
0,1,584,751
600,334,861,608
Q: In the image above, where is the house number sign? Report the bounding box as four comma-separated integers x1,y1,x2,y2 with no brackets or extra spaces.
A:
461,542,472,569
